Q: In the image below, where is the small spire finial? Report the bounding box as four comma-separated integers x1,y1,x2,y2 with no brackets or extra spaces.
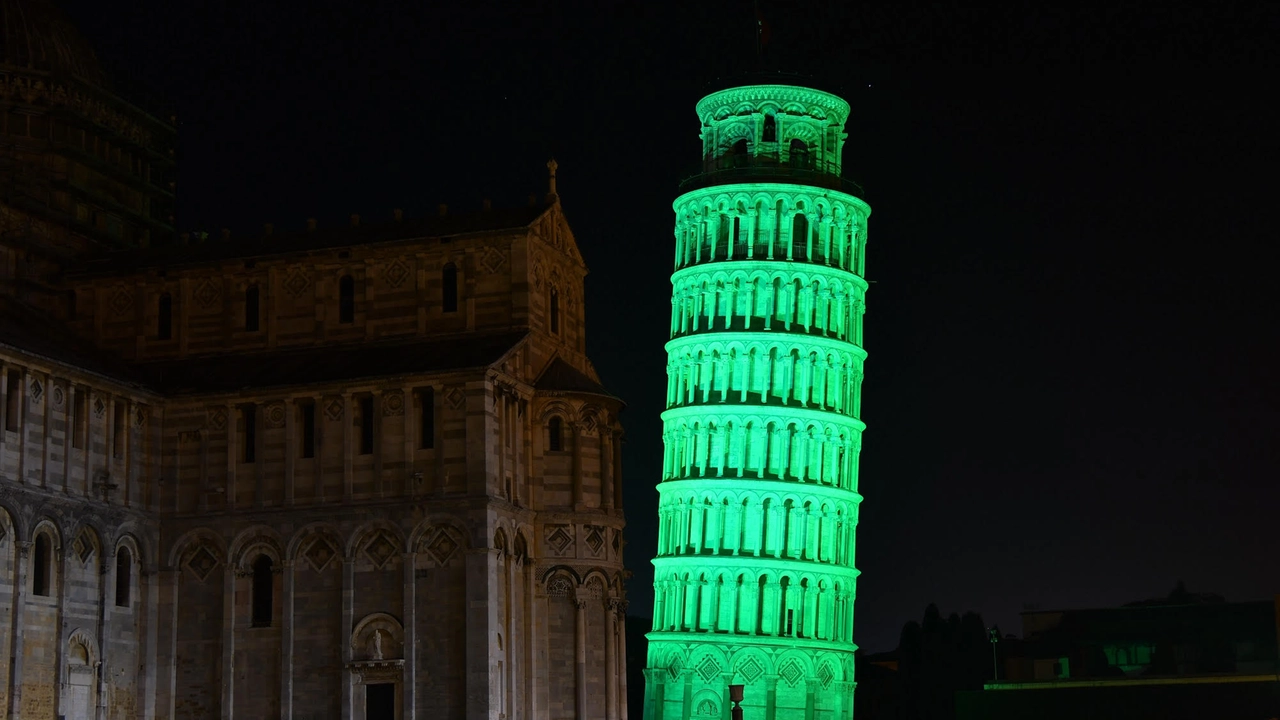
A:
547,158,558,199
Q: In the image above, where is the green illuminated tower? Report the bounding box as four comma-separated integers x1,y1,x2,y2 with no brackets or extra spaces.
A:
643,79,870,720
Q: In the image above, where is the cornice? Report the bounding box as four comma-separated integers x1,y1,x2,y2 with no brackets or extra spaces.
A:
697,85,850,126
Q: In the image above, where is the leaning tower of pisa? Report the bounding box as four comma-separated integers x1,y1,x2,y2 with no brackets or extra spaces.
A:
643,78,871,720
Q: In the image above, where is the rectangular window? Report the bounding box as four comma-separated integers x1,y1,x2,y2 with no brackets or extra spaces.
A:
242,404,256,463
300,401,315,459
4,370,19,431
417,387,434,449
112,401,126,458
71,389,86,449
359,396,374,455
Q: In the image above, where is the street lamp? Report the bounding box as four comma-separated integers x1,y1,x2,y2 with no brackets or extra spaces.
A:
987,627,1000,681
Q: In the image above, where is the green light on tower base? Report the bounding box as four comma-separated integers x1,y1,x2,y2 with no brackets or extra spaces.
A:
643,83,871,720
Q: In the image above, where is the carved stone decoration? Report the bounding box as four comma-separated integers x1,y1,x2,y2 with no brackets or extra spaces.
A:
445,387,465,410
382,391,404,416
28,378,42,404
92,397,106,419
303,536,338,572
324,396,344,422
265,402,286,429
207,407,227,432
480,246,507,274
531,259,546,291
194,279,220,309
547,576,572,597
383,258,410,289
109,287,134,316
361,531,399,569
185,545,220,582
736,656,765,685
778,658,804,687
283,267,312,298
544,524,573,556
351,613,404,662
51,384,64,410
697,655,722,683
133,404,147,429
584,525,605,557
71,529,95,564
611,529,621,558
818,662,836,690
423,529,459,566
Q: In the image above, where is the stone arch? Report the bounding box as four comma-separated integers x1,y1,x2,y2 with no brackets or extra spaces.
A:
345,519,407,560
541,566,579,597
287,522,344,572
729,646,774,685
691,690,722,718
229,525,284,572
66,628,98,667
351,612,404,662
167,528,226,568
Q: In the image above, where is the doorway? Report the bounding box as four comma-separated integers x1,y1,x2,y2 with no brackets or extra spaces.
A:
365,683,395,720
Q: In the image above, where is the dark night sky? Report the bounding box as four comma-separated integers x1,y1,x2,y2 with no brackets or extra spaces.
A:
58,1,1278,652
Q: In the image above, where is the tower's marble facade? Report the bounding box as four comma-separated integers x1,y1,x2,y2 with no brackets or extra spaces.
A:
643,79,870,720
0,3,627,719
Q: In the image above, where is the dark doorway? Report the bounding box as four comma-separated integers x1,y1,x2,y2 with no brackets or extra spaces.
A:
366,683,395,720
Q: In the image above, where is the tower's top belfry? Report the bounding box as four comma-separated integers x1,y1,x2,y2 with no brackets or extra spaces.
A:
685,80,860,196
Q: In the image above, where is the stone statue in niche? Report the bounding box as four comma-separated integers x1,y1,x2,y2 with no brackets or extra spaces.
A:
371,629,383,660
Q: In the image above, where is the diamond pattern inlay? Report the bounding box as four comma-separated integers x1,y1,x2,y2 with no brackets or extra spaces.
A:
324,397,344,422
697,656,721,682
304,537,337,572
93,397,106,418
818,662,835,689
194,279,220,308
363,532,398,569
426,531,458,565
584,526,604,556
779,659,804,687
736,656,764,685
545,525,572,555
283,270,311,297
384,259,410,288
445,387,465,410
667,654,684,680
110,288,134,316
28,379,42,403
187,546,219,582
72,533,92,563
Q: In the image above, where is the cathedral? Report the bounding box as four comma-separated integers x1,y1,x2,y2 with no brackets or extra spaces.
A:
0,1,628,719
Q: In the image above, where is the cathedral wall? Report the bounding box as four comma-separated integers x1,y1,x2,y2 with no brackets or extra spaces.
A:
68,231,529,362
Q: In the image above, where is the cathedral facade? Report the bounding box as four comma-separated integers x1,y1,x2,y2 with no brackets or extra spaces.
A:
0,2,627,719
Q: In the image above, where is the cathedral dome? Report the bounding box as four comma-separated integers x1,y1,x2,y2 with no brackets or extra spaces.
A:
0,0,107,86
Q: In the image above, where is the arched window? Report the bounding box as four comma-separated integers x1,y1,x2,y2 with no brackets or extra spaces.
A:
245,285,260,332
731,139,748,167
549,288,560,334
251,555,273,627
33,534,51,596
442,264,458,313
338,275,355,323
763,115,777,142
793,212,810,260
158,293,173,340
548,416,563,452
790,139,810,169
115,547,132,607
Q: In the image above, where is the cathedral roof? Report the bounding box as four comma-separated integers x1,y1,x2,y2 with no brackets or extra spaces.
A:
0,295,143,385
535,357,620,402
135,330,529,395
0,0,108,86
74,203,555,277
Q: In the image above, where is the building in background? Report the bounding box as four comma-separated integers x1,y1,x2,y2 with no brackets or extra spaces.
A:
0,1,627,718
957,588,1280,720
642,76,870,719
